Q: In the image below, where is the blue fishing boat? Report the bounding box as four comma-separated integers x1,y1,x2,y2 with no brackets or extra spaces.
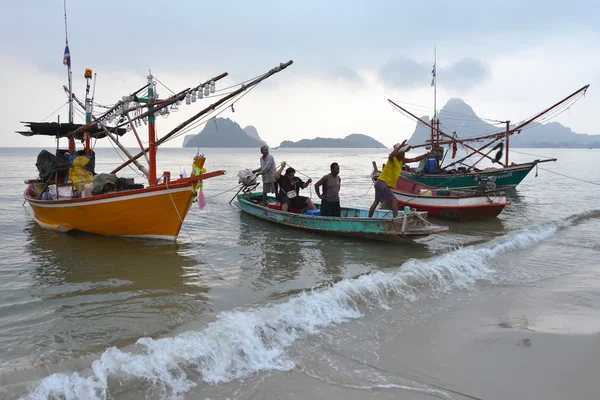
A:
236,193,449,241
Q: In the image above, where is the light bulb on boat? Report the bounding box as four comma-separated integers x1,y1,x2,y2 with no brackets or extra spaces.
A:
204,84,209,97
198,88,203,99
170,102,179,112
185,93,191,105
209,80,215,93
191,91,197,102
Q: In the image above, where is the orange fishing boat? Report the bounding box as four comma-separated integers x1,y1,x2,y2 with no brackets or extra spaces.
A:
20,9,293,239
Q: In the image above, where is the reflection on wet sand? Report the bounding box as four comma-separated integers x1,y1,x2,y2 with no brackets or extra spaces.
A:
15,223,211,366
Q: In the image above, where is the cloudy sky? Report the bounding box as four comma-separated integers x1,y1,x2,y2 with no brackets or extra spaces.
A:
1,0,598,148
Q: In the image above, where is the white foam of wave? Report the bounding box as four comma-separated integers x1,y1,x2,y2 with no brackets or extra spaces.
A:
22,218,570,400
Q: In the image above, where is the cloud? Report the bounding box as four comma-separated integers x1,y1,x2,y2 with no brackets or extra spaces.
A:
378,56,489,92
378,56,429,89
441,58,490,91
327,67,365,86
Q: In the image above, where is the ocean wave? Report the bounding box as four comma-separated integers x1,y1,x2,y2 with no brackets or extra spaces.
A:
21,213,580,400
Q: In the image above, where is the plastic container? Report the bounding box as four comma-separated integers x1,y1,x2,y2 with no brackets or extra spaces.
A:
403,206,411,213
426,158,437,173
306,209,321,216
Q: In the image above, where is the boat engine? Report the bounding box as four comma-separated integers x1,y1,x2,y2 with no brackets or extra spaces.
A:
238,169,258,186
475,175,497,194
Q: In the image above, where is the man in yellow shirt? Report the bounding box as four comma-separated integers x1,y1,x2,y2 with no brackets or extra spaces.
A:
369,140,432,218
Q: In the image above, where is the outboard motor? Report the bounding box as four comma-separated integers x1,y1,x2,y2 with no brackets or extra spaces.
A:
475,175,497,194
237,168,257,186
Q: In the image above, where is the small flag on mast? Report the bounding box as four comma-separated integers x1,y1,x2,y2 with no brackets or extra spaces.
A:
430,63,436,87
63,45,71,68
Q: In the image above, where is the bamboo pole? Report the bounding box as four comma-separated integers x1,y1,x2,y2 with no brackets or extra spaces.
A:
111,60,294,175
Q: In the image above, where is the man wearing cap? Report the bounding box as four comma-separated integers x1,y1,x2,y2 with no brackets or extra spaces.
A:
368,140,432,218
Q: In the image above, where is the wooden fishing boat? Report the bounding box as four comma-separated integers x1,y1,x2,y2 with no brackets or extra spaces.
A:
390,176,510,221
236,192,449,241
20,4,293,239
385,52,588,190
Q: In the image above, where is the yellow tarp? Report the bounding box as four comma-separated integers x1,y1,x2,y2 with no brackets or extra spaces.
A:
69,156,94,193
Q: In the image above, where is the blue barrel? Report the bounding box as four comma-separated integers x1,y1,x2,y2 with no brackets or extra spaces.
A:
306,209,321,216
426,158,437,173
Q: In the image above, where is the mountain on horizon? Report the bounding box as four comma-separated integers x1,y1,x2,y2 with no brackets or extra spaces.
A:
243,125,266,145
407,98,599,148
183,118,266,148
279,134,386,148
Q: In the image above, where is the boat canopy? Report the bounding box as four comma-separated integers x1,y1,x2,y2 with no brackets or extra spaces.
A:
17,122,127,139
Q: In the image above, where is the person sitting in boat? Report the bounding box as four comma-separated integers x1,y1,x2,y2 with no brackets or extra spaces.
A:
252,145,278,206
275,162,317,213
369,140,432,218
315,162,341,217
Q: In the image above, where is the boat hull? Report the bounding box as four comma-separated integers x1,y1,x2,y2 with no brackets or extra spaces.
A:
400,163,535,189
391,190,509,221
24,172,223,239
390,177,510,221
237,193,448,241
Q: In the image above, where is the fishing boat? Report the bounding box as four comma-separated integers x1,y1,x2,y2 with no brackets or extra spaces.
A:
389,175,509,221
236,192,449,241
20,3,293,239
385,50,589,190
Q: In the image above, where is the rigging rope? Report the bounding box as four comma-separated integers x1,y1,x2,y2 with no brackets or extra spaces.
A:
41,101,69,122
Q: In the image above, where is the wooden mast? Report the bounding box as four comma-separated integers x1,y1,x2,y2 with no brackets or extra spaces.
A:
63,0,75,155
147,72,158,185
505,120,510,167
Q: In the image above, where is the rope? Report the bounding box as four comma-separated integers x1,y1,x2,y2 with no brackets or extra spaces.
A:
204,184,244,200
107,138,146,178
41,101,69,122
285,163,313,199
509,149,555,160
538,167,600,186
164,178,225,280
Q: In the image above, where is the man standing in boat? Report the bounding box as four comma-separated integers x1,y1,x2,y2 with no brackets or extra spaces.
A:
369,140,431,218
275,162,318,213
252,146,277,206
315,162,341,217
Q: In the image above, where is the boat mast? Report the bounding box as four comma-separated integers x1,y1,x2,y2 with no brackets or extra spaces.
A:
147,71,157,185
84,68,93,155
63,0,75,154
431,47,437,148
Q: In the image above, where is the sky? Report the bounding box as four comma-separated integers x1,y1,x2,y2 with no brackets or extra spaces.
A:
1,0,598,148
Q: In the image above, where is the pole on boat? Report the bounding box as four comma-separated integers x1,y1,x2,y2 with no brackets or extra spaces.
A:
505,120,510,167
111,60,294,175
84,68,93,155
147,71,158,185
63,0,75,155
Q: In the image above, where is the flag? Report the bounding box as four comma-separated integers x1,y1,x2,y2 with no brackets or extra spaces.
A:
63,45,71,68
430,63,436,87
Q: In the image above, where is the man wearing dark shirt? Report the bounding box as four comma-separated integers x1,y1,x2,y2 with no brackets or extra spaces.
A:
275,162,317,212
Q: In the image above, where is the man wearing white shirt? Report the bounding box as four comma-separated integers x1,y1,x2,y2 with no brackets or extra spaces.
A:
252,146,277,206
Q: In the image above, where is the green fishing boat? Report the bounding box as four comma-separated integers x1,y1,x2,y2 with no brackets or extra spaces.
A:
236,192,448,241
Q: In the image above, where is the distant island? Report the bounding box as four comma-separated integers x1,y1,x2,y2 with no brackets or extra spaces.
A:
279,134,386,148
183,118,265,148
407,98,600,148
183,119,387,149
